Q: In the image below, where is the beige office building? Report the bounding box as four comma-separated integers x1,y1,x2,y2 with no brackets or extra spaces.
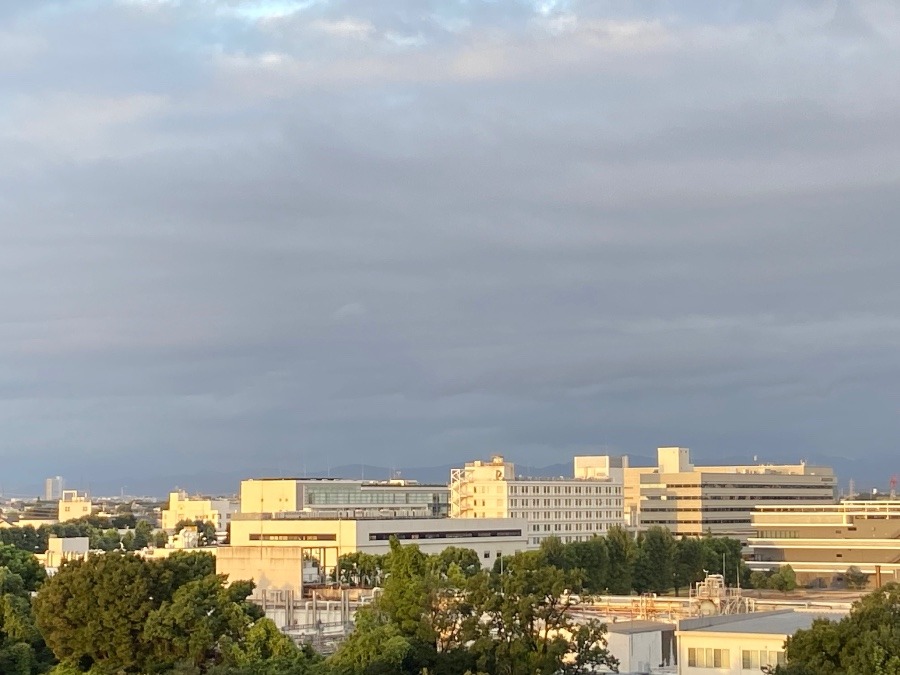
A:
749,500,900,587
161,490,239,533
625,447,837,540
240,477,450,518
449,455,626,546
58,490,93,522
218,512,527,594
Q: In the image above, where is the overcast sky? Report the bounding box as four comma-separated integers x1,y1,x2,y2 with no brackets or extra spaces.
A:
2,1,899,493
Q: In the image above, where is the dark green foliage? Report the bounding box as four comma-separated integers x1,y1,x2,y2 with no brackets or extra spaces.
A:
674,537,705,595
152,550,217,600
0,544,46,591
605,526,636,594
749,566,798,592
32,550,311,673
144,575,248,668
844,566,869,590
774,583,900,674
633,527,676,594
433,546,481,579
33,553,157,672
699,532,748,587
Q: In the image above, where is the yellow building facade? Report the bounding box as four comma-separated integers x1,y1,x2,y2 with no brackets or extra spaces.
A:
625,447,837,540
57,490,93,522
161,490,238,532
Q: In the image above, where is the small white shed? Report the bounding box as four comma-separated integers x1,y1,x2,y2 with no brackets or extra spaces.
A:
605,620,676,673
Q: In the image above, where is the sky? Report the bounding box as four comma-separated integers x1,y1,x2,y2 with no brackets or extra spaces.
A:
1,0,899,495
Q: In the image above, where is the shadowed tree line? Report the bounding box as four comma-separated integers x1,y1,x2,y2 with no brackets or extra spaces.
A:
0,527,761,674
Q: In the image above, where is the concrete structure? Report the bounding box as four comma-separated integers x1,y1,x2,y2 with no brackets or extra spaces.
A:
58,490,92,522
605,621,676,673
44,476,64,501
240,478,450,518
449,455,625,546
625,447,837,540
161,490,239,533
40,536,90,573
749,500,900,587
676,610,845,674
218,512,528,594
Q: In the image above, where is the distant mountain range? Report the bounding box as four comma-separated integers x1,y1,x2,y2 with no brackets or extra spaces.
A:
3,452,885,500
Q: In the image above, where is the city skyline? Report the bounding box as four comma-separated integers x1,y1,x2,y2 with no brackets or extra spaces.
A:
2,2,899,487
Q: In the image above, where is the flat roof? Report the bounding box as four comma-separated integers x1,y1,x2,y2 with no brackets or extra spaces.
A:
241,477,447,487
684,611,844,636
607,620,674,634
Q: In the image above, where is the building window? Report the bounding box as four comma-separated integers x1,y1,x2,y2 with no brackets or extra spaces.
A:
688,648,729,668
742,650,784,670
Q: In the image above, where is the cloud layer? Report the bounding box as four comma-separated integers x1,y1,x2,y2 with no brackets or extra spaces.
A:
2,0,899,493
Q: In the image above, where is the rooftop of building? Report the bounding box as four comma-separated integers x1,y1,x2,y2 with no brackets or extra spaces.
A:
680,610,846,636
242,477,446,487
606,620,675,634
232,511,517,522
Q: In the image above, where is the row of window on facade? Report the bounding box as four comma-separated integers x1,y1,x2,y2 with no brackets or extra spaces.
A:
471,485,621,495
529,522,611,532
686,648,785,669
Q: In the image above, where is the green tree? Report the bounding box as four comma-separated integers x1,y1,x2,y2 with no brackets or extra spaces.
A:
143,574,248,669
132,521,153,551
433,547,481,579
674,537,705,596
0,527,46,554
0,568,54,675
845,566,869,590
152,550,217,600
776,583,900,675
699,534,748,587
633,526,676,594
769,565,797,593
605,525,635,594
33,553,157,672
0,544,46,591
466,550,617,675
328,607,413,675
567,536,610,593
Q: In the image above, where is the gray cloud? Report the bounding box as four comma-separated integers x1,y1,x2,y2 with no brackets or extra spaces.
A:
1,0,899,493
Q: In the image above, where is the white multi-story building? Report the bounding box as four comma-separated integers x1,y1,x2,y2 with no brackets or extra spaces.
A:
449,455,626,546
44,476,64,501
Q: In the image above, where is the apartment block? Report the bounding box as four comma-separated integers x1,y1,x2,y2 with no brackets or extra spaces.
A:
626,447,837,540
749,500,900,587
449,455,626,546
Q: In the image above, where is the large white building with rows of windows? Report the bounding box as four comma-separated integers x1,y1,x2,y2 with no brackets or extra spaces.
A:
449,455,626,546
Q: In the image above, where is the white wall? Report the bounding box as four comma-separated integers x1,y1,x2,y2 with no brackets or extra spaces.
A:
607,631,663,674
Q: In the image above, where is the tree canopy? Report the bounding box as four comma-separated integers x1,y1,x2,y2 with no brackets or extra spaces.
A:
774,583,900,675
